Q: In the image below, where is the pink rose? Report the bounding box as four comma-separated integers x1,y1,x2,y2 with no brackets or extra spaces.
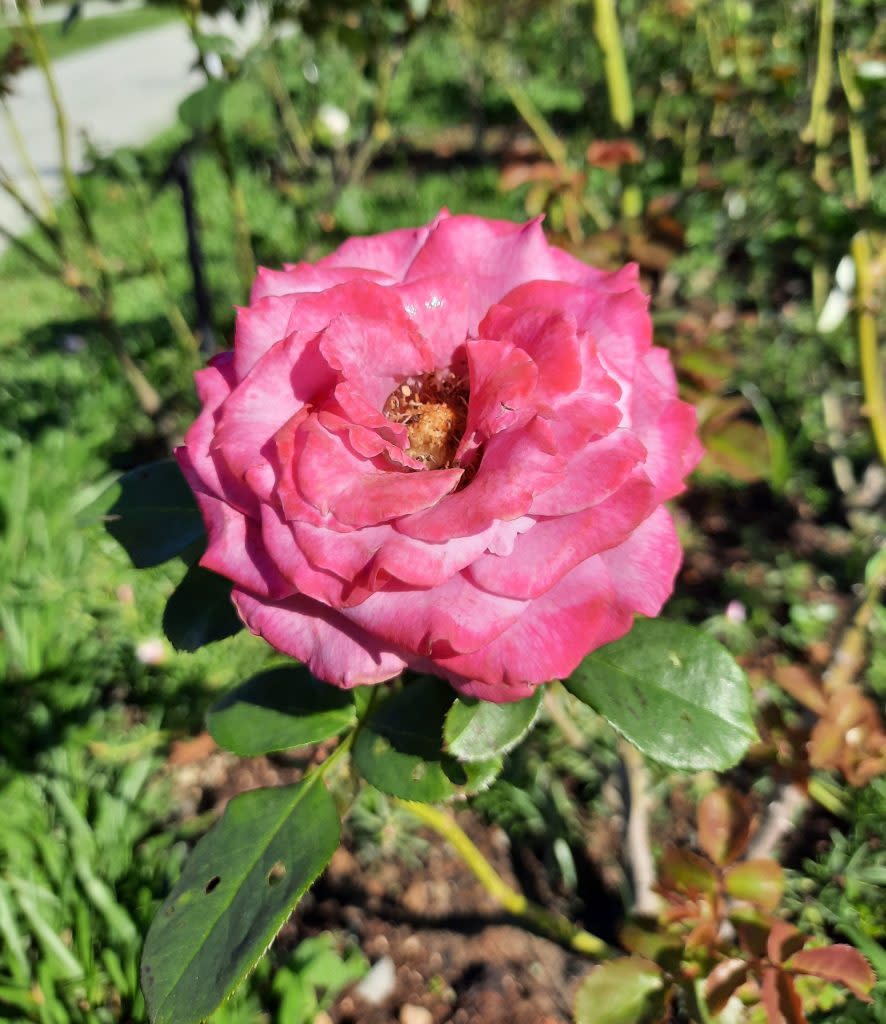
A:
177,212,702,702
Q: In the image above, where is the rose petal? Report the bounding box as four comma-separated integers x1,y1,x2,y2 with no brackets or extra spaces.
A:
433,555,634,698
233,589,409,687
600,505,681,615
341,571,529,656
468,475,656,599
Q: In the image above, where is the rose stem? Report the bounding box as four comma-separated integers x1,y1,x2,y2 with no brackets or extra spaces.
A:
395,799,614,960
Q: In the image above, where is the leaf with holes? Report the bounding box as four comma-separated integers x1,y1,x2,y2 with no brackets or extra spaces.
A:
105,459,204,568
444,689,543,762
574,957,668,1024
163,564,242,652
207,667,356,757
141,778,340,1024
353,677,499,801
564,620,756,771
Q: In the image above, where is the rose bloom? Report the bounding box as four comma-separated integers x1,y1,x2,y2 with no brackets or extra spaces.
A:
177,212,701,702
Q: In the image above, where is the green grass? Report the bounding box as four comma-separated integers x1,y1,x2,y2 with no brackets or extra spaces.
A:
0,6,179,63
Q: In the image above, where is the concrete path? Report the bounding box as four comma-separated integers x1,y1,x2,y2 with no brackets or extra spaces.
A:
0,8,261,249
1,0,141,28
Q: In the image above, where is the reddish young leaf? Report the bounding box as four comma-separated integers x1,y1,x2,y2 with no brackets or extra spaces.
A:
659,846,719,898
698,787,755,866
787,945,876,1003
732,908,773,958
767,920,806,965
761,967,807,1024
773,665,828,715
725,859,784,912
685,920,718,952
705,958,749,1014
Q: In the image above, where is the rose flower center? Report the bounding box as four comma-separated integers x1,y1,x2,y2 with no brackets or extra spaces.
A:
383,371,469,470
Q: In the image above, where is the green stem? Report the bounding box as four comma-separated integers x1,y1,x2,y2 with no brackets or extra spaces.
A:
260,58,314,169
851,231,886,466
1,99,55,220
0,222,63,279
838,53,871,207
803,0,834,190
183,2,255,300
396,799,613,959
20,2,161,419
593,0,634,131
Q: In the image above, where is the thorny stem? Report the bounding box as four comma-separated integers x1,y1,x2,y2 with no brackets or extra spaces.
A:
395,799,614,960
593,0,634,131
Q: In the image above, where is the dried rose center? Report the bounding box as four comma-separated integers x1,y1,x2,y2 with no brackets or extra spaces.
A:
383,371,469,470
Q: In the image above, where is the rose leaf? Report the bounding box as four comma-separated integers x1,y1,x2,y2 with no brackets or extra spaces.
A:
564,620,757,771
105,459,204,568
353,677,500,802
141,779,339,1024
207,666,356,757
444,689,543,763
163,563,242,652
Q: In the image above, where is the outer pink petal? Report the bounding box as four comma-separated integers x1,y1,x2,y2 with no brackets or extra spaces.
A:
600,505,681,616
259,503,370,608
530,429,647,516
317,215,448,278
403,216,569,329
432,556,634,699
292,516,530,591
177,352,248,507
215,330,334,481
234,295,299,379
467,475,656,599
341,572,529,657
233,589,408,687
191,490,293,600
251,263,393,302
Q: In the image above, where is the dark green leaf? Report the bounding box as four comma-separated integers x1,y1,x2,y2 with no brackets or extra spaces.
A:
353,678,499,801
179,80,227,133
105,460,204,568
444,689,542,762
141,779,340,1024
163,564,242,652
207,667,356,757
564,620,756,771
574,957,667,1024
